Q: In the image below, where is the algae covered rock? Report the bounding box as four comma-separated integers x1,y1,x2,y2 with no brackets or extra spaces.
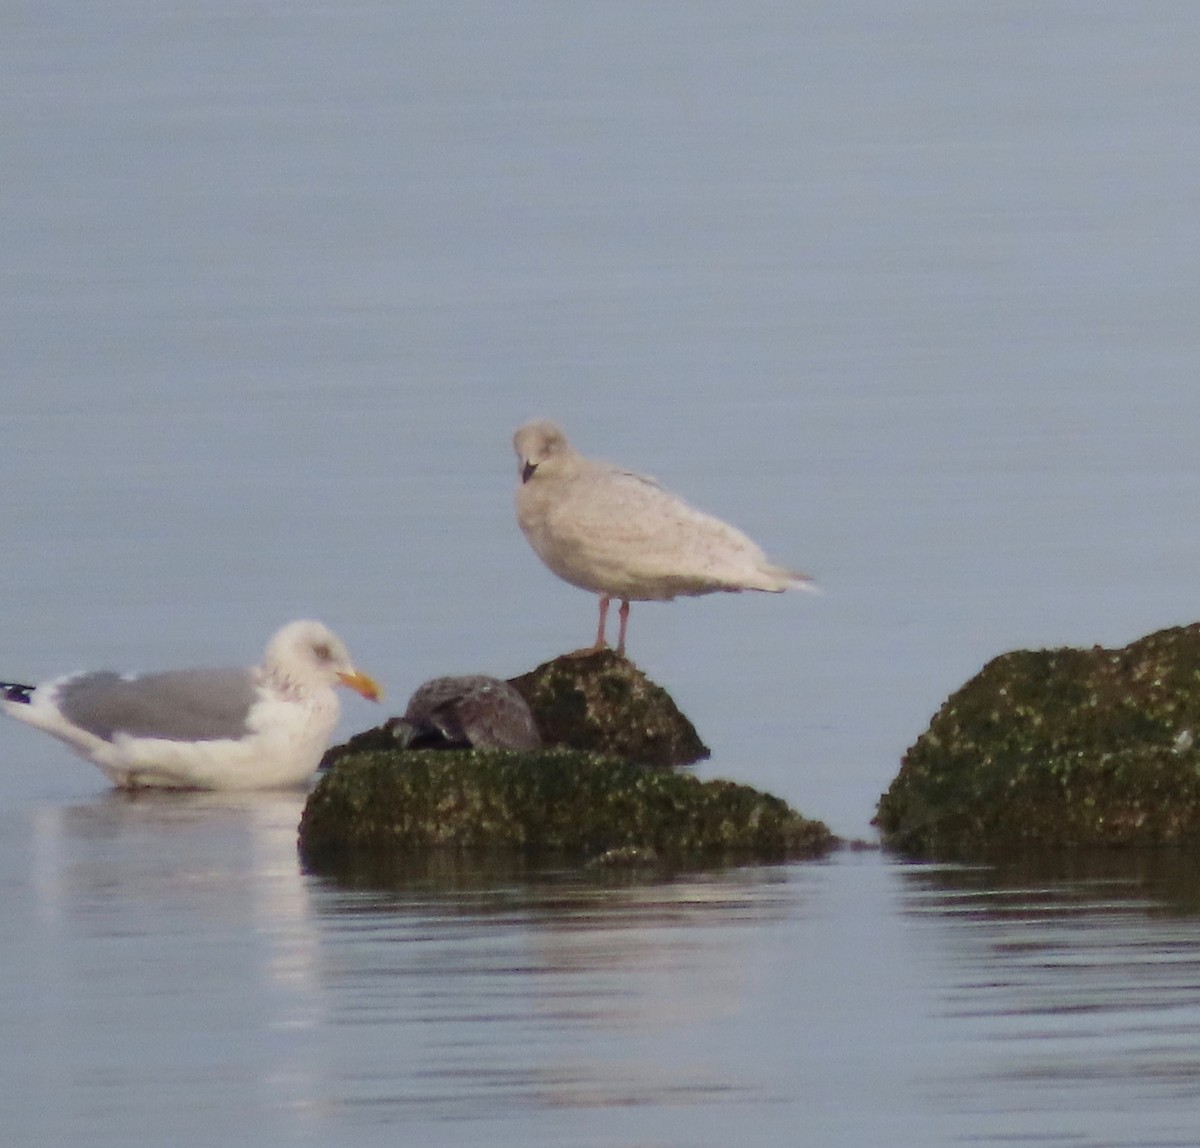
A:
508,648,709,767
321,650,708,772
299,747,835,867
299,651,820,876
875,624,1200,857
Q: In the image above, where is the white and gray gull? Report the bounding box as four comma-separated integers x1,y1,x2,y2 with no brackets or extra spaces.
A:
513,420,815,654
0,619,381,790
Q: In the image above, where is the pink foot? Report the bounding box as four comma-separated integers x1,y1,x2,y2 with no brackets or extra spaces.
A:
594,597,611,649
616,600,630,656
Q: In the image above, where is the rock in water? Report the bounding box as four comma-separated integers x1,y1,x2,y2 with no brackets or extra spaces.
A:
507,648,709,767
876,624,1200,857
321,651,707,770
299,649,830,876
299,747,836,867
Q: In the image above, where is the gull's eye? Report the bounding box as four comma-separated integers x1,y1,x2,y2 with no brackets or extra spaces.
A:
522,461,538,483
312,642,334,662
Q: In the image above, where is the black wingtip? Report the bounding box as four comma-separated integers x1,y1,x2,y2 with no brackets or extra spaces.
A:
0,682,35,705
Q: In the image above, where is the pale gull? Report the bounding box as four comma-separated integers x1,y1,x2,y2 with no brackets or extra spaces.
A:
513,420,815,654
0,619,381,790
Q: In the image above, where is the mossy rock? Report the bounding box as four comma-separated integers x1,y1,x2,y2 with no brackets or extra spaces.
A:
507,649,709,767
875,624,1200,857
299,747,836,869
323,649,708,772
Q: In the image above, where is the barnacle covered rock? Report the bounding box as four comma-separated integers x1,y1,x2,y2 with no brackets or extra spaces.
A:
876,624,1200,857
507,648,709,767
299,747,835,869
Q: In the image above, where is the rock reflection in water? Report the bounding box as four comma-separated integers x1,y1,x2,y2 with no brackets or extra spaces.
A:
304,854,806,1123
896,850,1200,1143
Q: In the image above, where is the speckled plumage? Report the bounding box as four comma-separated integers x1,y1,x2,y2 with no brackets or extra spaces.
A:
513,420,814,653
400,675,542,751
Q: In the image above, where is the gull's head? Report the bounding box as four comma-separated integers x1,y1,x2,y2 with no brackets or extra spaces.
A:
513,419,571,484
262,620,381,701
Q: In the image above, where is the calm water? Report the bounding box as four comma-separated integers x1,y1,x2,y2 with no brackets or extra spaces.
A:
6,798,1200,1147
4,2,1200,1144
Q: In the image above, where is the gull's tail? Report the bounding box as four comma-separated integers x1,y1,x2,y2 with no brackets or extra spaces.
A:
756,564,820,594
788,570,820,593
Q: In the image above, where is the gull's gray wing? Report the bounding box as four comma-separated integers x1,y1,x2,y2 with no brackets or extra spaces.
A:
54,667,260,742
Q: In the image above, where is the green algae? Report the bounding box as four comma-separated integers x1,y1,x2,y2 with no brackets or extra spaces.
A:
507,649,709,767
875,624,1200,857
299,747,835,868
323,649,710,773
302,650,832,877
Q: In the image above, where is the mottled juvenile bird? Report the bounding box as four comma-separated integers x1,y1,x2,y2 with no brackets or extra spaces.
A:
0,620,380,790
397,675,541,751
513,420,814,654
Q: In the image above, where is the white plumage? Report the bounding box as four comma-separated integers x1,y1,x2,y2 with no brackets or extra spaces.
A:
513,420,814,654
1,620,380,790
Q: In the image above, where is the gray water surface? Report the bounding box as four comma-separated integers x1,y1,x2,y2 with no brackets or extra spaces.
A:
4,2,1200,1143
7,799,1200,1146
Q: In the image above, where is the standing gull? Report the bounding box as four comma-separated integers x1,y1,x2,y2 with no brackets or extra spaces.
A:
0,619,381,790
513,420,815,654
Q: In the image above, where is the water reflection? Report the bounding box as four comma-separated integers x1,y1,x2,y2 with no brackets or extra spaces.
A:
897,852,1200,1143
305,843,803,903
304,856,815,1125
17,791,821,1134
14,790,326,1142
30,788,312,927
903,848,1200,916
16,796,1200,1144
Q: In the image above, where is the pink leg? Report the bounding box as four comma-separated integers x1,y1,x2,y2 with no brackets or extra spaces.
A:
595,596,611,648
616,600,630,656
